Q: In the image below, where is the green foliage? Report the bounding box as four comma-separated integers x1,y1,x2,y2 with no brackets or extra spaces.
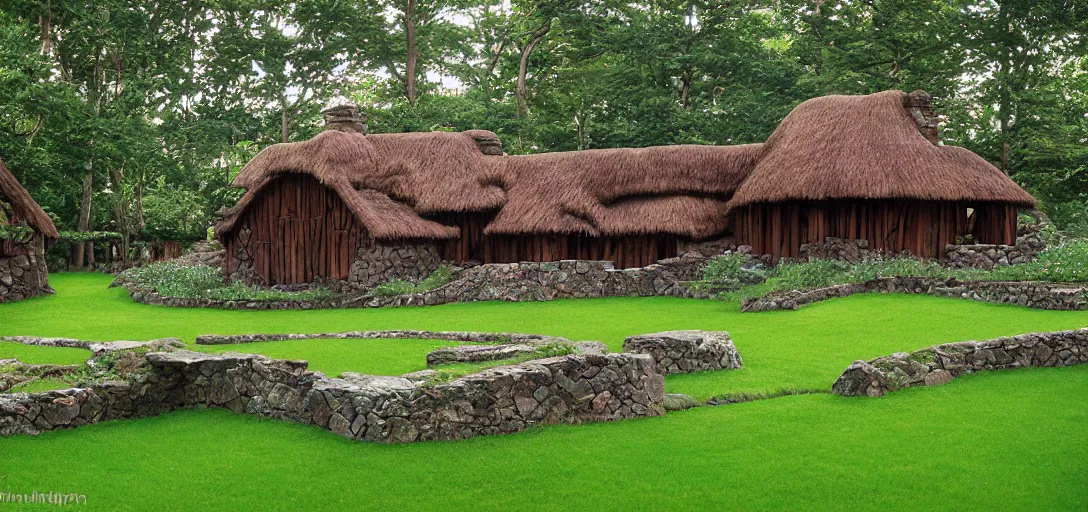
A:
0,220,33,242
988,240,1088,283
371,265,456,298
58,231,123,242
118,262,336,302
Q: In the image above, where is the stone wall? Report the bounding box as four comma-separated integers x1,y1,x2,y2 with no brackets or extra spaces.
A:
832,328,1088,397
122,252,714,310
0,350,665,442
227,238,441,289
741,277,1087,312
623,331,743,374
347,241,442,289
799,237,874,263
945,231,1047,270
193,330,565,345
0,249,52,303
352,253,713,308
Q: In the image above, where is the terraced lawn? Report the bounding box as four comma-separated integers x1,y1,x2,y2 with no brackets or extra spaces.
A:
1,273,1086,510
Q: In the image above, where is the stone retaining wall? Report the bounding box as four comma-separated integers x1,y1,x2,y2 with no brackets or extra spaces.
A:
832,328,1088,397
347,242,442,289
120,253,714,310
944,231,1047,270
193,330,566,345
740,277,1087,312
623,331,743,374
0,250,52,303
351,254,713,308
0,350,664,442
0,336,185,356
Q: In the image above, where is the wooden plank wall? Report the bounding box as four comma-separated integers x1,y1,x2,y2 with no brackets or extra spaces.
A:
732,200,1005,261
225,174,366,285
431,212,680,269
483,235,677,269
971,204,1019,246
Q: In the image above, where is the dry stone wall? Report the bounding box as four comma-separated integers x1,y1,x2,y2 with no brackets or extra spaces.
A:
832,328,1088,397
347,242,442,289
623,331,743,374
0,251,52,303
354,254,713,308
741,277,1087,312
945,231,1047,270
122,252,714,310
0,350,665,442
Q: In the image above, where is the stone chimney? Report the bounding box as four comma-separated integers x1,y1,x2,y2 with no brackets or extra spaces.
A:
902,90,940,145
321,97,367,134
467,131,504,155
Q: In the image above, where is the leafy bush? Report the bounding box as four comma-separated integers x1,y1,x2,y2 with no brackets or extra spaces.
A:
118,261,336,301
986,240,1088,282
372,265,456,298
766,259,852,290
850,257,963,281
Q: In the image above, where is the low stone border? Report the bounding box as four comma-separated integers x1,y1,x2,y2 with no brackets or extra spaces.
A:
832,328,1088,397
0,336,185,356
0,350,664,442
115,255,717,310
740,277,1088,312
194,330,568,345
623,331,743,374
0,361,81,393
426,339,609,366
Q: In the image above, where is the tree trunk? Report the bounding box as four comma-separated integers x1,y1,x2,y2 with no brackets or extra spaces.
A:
109,162,128,265
281,109,290,143
516,19,551,118
74,164,94,269
680,73,692,109
39,0,52,56
405,0,418,106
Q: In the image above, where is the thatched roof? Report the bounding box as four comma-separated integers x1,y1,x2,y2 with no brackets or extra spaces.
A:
0,158,59,239
726,90,1036,211
486,144,763,239
216,130,462,240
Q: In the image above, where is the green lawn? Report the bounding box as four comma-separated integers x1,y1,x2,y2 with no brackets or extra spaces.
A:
4,273,1088,399
1,273,1087,510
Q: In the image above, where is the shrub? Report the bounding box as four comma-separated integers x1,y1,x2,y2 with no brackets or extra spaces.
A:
767,259,852,290
986,240,1088,282
371,265,456,298
117,261,336,301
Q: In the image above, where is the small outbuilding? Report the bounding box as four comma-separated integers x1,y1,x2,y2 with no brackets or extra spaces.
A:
726,90,1036,260
0,158,59,302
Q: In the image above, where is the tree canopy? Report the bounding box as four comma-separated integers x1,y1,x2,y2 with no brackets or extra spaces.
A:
0,0,1085,247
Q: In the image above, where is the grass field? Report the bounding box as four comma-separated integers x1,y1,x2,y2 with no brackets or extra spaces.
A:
1,273,1086,510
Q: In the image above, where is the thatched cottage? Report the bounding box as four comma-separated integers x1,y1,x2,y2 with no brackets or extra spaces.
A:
0,159,58,302
728,90,1036,260
216,91,1034,287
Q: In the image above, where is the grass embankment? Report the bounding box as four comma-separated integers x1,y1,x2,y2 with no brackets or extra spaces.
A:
4,273,1088,399
0,367,1083,511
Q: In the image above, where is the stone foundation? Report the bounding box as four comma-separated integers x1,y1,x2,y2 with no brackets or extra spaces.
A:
354,254,713,308
623,331,743,374
347,241,442,288
799,237,873,263
122,253,715,310
227,239,441,289
0,350,664,442
741,277,1087,312
832,328,1088,397
0,250,52,303
945,231,1047,270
